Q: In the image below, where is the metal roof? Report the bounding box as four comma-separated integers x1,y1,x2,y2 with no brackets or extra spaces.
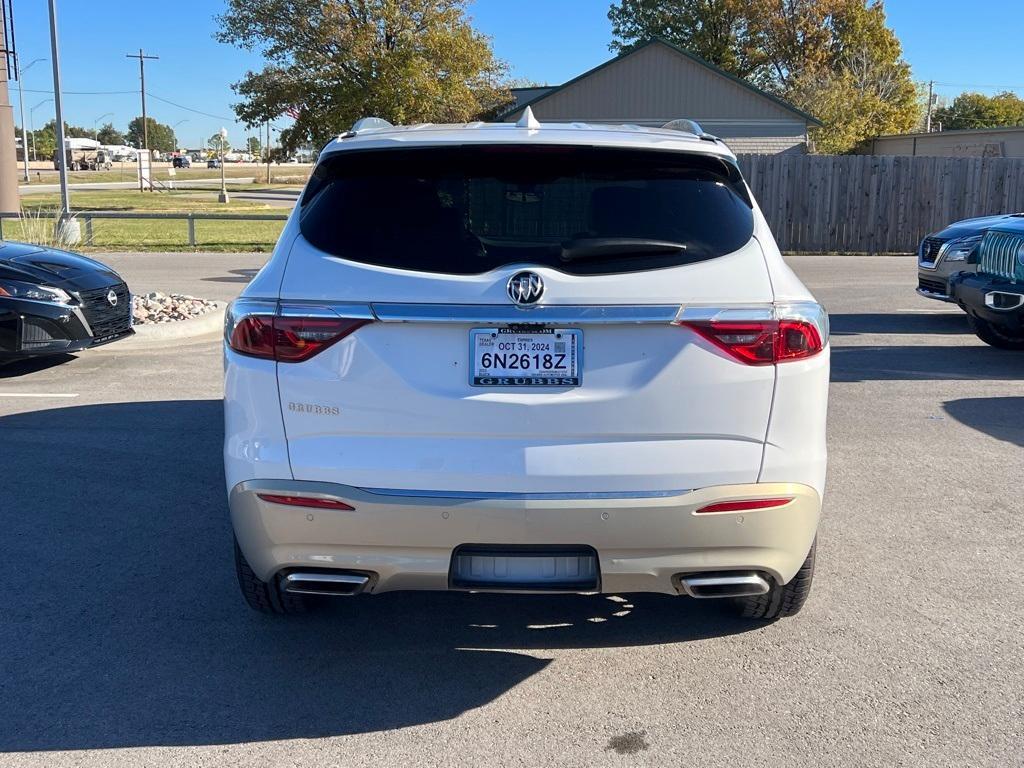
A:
501,38,822,127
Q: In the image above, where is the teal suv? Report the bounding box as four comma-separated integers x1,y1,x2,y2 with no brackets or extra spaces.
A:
951,220,1024,350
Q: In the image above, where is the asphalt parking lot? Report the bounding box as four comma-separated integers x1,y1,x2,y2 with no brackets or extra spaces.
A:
1,253,1021,767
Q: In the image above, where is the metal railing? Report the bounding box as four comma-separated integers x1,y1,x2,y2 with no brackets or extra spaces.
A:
0,209,289,247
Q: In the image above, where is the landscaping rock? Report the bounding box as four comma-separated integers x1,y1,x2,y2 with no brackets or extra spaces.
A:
132,291,220,324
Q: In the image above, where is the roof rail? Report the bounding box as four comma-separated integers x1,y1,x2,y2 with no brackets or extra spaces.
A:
351,117,394,132
661,119,721,144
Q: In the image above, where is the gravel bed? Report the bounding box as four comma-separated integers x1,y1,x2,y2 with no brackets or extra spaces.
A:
132,291,220,324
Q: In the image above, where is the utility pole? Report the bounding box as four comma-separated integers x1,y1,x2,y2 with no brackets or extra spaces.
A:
126,48,157,160
925,80,934,133
0,1,21,214
47,0,70,223
265,120,270,183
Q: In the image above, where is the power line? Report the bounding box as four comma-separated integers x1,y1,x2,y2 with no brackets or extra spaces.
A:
145,91,235,122
18,87,135,94
933,81,1024,91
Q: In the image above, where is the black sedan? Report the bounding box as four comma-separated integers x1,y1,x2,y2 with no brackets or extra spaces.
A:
0,241,133,361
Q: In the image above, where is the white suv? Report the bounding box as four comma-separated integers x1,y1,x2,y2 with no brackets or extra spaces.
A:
224,113,829,619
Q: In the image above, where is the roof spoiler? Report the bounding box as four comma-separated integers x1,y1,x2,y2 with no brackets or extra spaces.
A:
661,119,722,144
351,117,394,132
334,116,395,143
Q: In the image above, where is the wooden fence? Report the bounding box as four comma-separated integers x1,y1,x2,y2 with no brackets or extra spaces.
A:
735,154,1024,253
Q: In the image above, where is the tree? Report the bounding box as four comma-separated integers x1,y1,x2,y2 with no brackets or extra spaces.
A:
609,0,753,77
31,121,57,159
96,123,127,145
607,0,919,153
245,135,261,155
208,132,231,153
126,116,176,152
215,0,510,152
932,91,1024,131
781,1,919,152
63,123,94,139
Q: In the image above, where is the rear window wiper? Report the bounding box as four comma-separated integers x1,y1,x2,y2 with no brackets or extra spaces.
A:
559,237,688,263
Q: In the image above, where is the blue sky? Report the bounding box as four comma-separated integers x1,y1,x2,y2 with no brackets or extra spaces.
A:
12,0,1024,146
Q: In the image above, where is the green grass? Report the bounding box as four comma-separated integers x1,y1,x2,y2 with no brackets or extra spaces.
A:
21,189,277,213
10,189,288,252
22,164,311,186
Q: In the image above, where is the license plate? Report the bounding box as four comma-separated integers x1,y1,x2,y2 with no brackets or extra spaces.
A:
470,327,581,387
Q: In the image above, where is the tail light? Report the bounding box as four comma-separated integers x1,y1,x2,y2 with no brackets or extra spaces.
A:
675,302,827,365
257,493,355,510
225,300,373,362
695,497,793,514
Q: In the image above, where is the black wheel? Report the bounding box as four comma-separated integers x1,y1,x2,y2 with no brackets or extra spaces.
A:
738,539,816,620
234,538,308,614
967,314,1024,350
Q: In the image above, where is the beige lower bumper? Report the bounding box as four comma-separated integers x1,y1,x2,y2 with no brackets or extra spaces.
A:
230,481,821,595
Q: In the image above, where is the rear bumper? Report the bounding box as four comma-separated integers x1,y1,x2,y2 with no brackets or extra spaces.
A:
951,273,1024,330
230,480,821,595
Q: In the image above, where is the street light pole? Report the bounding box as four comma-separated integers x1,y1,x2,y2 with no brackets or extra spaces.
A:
47,0,71,222
29,99,52,162
172,119,188,152
93,111,113,140
16,58,46,181
218,126,229,203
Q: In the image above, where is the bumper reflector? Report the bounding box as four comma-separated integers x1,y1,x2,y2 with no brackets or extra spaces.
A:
257,493,355,510
695,497,793,514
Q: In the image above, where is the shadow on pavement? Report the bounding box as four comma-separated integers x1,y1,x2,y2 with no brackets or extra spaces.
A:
831,344,1024,382
202,268,260,284
0,400,756,752
0,353,76,378
942,397,1024,447
829,312,968,336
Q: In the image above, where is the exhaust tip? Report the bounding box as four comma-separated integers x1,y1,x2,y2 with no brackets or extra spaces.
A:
282,571,371,596
676,572,771,599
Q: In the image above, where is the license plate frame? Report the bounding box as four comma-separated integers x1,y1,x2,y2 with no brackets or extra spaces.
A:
469,326,582,387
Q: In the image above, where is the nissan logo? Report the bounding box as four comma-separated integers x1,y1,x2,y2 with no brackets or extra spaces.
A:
506,271,544,306
106,289,118,306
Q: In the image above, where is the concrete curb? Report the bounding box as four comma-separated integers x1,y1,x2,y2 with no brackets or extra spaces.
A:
117,303,225,347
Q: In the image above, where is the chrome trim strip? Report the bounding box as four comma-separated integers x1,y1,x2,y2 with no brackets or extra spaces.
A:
278,301,375,319
916,286,952,301
360,487,693,500
984,291,1024,311
370,303,682,324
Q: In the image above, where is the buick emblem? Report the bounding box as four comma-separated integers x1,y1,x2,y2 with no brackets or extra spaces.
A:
506,271,544,306
106,289,118,306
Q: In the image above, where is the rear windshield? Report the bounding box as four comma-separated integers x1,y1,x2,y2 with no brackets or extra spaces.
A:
299,145,754,275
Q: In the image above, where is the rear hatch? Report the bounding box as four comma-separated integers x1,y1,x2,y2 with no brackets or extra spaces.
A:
274,144,777,494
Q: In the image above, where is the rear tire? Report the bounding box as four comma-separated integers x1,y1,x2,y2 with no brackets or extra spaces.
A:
967,314,1024,350
737,539,816,620
234,538,308,614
